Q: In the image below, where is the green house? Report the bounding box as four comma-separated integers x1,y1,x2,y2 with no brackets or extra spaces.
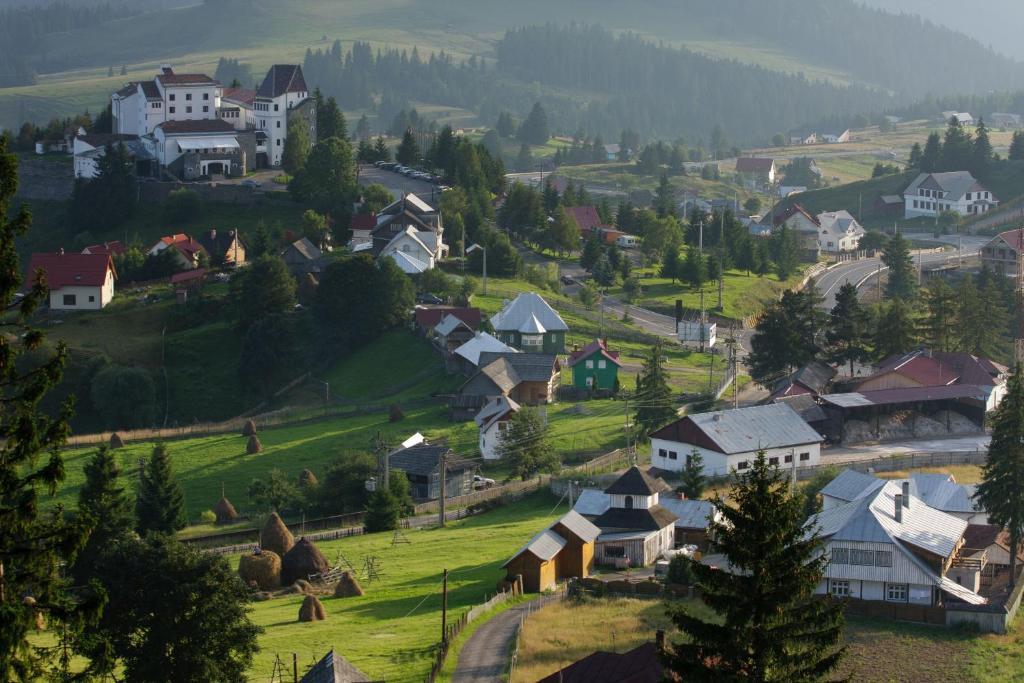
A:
566,339,622,390
489,292,568,354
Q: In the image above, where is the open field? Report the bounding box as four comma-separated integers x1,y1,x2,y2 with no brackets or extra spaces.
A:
511,594,1024,682
236,490,564,682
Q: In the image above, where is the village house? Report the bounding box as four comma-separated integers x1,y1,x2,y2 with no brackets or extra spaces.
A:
432,314,476,353
941,111,975,126
961,525,1024,585
566,339,622,391
734,157,777,187
198,229,246,266
218,87,256,130
981,228,1024,276
280,237,324,276
769,203,821,260
112,66,221,137
81,240,127,257
989,112,1022,129
371,194,445,259
254,64,316,168
455,351,561,413
26,251,116,310
874,193,904,218
413,306,481,335
380,227,440,274
575,486,719,551
564,205,604,236
152,118,247,178
298,649,369,683
475,395,520,460
769,359,837,400
649,403,824,476
502,510,601,593
588,467,678,568
820,128,852,144
820,469,986,525
903,171,997,219
148,233,208,270
789,130,818,145
854,349,1008,411
386,443,473,501
489,292,568,353
816,210,865,253
537,636,668,683
808,478,987,609
72,133,155,179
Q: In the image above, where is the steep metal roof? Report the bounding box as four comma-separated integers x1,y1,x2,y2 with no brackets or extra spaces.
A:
555,509,602,543
909,473,980,515
658,497,717,530
489,292,568,333
518,313,547,334
256,64,308,99
503,528,567,566
819,469,886,503
299,649,369,683
604,466,662,496
435,314,472,337
652,403,822,455
453,333,517,366
573,489,611,517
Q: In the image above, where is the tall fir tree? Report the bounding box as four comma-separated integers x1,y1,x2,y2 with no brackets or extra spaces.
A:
920,278,958,352
1009,131,1024,161
939,116,973,171
135,443,187,535
748,289,820,387
665,450,845,680
395,129,421,166
679,450,707,500
0,134,97,680
654,173,676,218
919,132,941,172
660,246,681,283
634,340,676,436
373,136,390,162
317,96,347,141
873,299,917,359
975,365,1024,586
495,407,558,480
907,141,923,169
881,233,916,301
972,117,993,178
958,269,1008,359
826,282,870,376
517,101,549,145
771,224,799,281
681,246,706,289
73,446,134,582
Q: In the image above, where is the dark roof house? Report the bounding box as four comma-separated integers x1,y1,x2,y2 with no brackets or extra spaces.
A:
257,64,309,98
537,640,667,683
299,649,369,683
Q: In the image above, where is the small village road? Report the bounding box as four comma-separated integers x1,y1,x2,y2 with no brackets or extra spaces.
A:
822,434,990,464
452,595,558,683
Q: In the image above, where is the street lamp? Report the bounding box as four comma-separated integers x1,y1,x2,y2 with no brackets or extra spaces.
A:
466,243,487,295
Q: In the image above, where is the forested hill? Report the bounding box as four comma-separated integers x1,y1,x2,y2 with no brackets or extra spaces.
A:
304,25,895,145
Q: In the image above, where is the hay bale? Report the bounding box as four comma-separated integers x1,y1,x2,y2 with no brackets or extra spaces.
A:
297,595,326,622
214,496,238,524
334,571,364,598
238,550,281,591
252,591,273,602
298,468,319,490
242,419,257,437
260,513,294,557
246,435,262,454
281,537,330,586
293,579,314,594
109,432,124,449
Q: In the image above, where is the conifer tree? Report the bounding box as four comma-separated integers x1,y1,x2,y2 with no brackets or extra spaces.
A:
873,299,916,359
0,134,96,680
517,101,549,145
770,224,799,281
135,443,187,535
975,365,1024,586
634,340,676,436
958,269,1008,358
73,446,134,582
881,233,916,301
665,450,845,680
654,173,675,218
908,142,923,169
681,246,706,289
660,246,681,283
920,278,958,352
919,132,941,172
396,129,421,166
281,116,311,175
679,450,707,500
1009,131,1024,161
515,142,533,172
373,136,390,163
939,116,973,171
972,117,993,178
826,282,870,376
496,407,558,480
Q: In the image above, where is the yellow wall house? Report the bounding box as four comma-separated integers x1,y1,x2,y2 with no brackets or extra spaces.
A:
502,510,601,593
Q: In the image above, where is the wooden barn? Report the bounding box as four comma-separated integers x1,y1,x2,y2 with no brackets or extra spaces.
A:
502,510,601,593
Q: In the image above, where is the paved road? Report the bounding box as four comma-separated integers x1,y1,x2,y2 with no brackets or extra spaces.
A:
357,164,443,203
452,595,558,683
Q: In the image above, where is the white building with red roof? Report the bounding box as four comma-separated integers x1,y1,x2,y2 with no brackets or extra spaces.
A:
26,251,116,310
981,228,1024,276
254,64,314,167
111,65,221,137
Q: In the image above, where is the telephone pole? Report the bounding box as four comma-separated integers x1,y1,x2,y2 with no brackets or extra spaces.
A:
718,211,725,309
438,451,447,528
441,568,449,644
1016,226,1024,365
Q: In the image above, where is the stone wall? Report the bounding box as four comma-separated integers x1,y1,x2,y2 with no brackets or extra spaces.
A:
14,156,74,200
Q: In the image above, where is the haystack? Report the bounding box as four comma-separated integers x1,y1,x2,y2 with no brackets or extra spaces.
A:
246,435,262,454
281,537,330,586
214,496,238,524
260,512,294,557
238,550,281,591
109,432,124,449
334,571,364,598
242,419,257,437
298,468,319,490
297,595,326,622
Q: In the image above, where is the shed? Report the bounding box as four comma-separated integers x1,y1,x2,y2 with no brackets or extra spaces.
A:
503,529,566,593
299,649,370,683
550,510,601,579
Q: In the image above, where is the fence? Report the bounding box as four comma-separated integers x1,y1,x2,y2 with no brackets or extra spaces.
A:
425,587,521,682
182,511,368,550
506,592,564,682
412,474,551,516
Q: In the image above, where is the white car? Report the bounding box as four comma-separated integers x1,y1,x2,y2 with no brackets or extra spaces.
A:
473,475,496,489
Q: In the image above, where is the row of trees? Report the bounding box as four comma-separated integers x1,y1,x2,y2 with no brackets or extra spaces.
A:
908,116,995,178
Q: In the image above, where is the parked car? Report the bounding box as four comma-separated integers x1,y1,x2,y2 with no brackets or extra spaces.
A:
560,275,575,285
473,475,496,490
241,179,261,189
416,293,443,305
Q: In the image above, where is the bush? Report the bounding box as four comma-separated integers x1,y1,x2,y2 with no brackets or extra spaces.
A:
164,188,203,223
90,365,156,430
200,510,217,524
388,403,404,422
666,554,696,585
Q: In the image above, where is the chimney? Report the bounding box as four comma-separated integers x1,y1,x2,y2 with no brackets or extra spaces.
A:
901,481,910,508
160,64,173,75
655,629,666,652
713,413,722,422
894,494,903,523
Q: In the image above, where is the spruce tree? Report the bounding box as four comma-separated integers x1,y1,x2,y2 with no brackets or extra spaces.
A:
136,443,187,535
660,246,681,283
396,129,421,166
0,134,95,679
908,142,923,169
496,408,559,480
1009,131,1024,161
682,246,706,288
771,224,799,281
958,269,1008,359
634,340,677,436
518,101,549,145
74,446,134,582
665,451,845,681
679,450,707,500
939,116,973,172
748,289,820,387
826,282,870,376
373,136,390,163
921,278,958,352
654,173,675,218
975,365,1024,586
515,142,533,172
972,117,993,178
873,299,916,359
919,132,942,172
881,233,916,301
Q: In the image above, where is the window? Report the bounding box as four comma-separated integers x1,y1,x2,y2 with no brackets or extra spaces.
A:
850,549,874,566
668,451,677,460
829,580,850,597
736,461,749,470
769,457,779,466
605,546,625,558
874,550,893,567
586,360,594,369
203,106,209,113
598,360,606,369
170,94,176,101
186,106,192,113
966,192,972,200
886,583,908,602
799,452,810,461
277,139,281,146
784,454,793,463
274,104,279,111
185,93,192,101
88,295,95,303
624,496,634,509
830,548,849,564
276,121,281,128
170,106,176,114
62,294,77,306
659,448,667,459
203,92,209,100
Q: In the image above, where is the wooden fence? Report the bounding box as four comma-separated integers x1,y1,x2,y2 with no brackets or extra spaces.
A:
425,587,520,682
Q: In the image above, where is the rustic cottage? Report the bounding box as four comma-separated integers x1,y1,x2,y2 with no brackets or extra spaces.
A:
566,339,622,391
502,510,601,592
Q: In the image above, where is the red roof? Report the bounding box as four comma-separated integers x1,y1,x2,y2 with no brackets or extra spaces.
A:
27,252,115,289
350,213,377,231
81,240,127,257
993,228,1024,252
221,87,256,107
565,206,603,233
156,119,236,135
414,306,481,330
567,339,622,368
156,70,217,86
862,350,1006,389
170,268,206,285
736,157,775,173
772,202,820,228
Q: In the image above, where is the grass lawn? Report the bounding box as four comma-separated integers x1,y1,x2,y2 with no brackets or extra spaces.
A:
238,491,565,682
876,464,983,484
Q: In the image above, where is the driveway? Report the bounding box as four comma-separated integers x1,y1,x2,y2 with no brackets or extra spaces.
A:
357,164,442,203
452,595,559,683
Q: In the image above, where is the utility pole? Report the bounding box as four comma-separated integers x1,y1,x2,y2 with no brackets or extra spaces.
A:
624,395,630,453
292,653,298,683
876,261,882,302
917,249,922,286
718,210,725,310
438,451,447,528
698,289,706,353
441,568,449,645
1017,226,1024,365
